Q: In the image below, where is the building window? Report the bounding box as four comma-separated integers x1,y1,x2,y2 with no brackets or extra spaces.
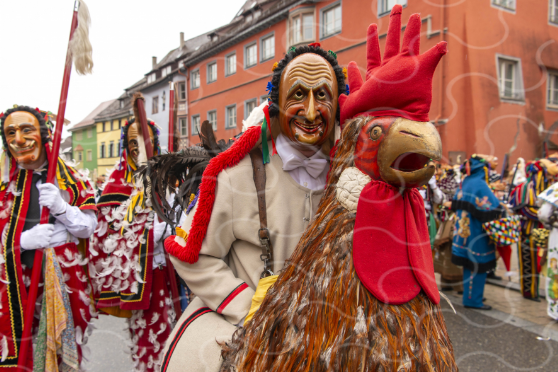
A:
147,73,156,84
162,65,172,77
378,0,407,17
191,69,200,89
245,99,257,119
109,141,114,158
178,82,186,100
118,119,122,130
261,95,269,105
87,128,92,138
162,91,166,112
322,2,342,37
226,105,237,129
492,0,515,11
291,12,314,45
179,117,188,137
261,34,275,62
77,151,83,162
245,43,257,68
102,122,106,132
100,143,105,159
178,60,184,69
207,62,217,83
548,71,558,108
208,110,217,130
192,115,201,136
152,96,159,114
497,56,524,101
76,131,83,141
120,100,125,109
86,150,92,162
550,0,558,24
226,53,236,76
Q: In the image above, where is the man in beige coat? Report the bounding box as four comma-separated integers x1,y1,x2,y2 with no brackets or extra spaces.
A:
160,44,346,372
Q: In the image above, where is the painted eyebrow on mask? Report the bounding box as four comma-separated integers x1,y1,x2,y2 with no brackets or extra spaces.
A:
5,122,35,129
287,79,333,97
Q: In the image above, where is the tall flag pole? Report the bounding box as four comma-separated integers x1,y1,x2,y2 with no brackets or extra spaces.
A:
18,0,94,369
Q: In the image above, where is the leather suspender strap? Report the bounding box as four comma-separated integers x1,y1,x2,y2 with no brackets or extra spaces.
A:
249,149,274,278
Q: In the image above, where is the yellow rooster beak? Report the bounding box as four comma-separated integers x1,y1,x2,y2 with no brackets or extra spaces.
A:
377,118,442,188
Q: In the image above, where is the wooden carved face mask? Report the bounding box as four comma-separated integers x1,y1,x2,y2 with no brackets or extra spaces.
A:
278,53,338,150
127,122,154,165
3,111,44,168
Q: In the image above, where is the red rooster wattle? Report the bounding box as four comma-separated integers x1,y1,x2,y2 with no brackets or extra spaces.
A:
220,6,458,372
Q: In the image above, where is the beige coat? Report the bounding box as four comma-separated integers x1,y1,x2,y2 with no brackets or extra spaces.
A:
161,152,325,372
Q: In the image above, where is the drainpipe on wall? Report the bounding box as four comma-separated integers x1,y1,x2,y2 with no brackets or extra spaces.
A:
435,0,447,158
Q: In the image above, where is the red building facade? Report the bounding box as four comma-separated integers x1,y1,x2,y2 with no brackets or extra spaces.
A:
175,0,558,166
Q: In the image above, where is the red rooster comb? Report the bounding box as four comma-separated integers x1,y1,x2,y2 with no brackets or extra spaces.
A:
339,5,447,125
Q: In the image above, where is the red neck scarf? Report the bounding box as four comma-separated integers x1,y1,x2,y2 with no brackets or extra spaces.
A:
353,181,440,305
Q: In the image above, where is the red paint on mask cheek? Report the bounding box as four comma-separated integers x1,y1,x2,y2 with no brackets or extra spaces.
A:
354,118,394,180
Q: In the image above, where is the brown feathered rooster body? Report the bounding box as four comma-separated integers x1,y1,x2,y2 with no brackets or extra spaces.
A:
221,117,457,372
221,7,458,372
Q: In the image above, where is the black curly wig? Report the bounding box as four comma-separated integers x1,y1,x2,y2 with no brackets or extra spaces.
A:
268,45,346,123
0,106,51,153
121,117,160,155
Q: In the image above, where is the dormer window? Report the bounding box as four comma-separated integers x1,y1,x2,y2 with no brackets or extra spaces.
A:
161,65,172,78
147,73,156,84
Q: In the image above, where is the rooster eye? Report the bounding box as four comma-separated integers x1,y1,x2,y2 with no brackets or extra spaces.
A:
369,125,383,141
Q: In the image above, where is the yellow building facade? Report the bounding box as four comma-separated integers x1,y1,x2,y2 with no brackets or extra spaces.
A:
96,117,129,177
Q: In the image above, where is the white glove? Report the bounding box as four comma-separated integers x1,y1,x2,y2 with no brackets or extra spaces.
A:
153,219,172,243
38,183,67,216
428,176,438,189
20,224,55,250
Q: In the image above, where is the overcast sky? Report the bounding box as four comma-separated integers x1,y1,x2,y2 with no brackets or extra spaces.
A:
0,0,247,137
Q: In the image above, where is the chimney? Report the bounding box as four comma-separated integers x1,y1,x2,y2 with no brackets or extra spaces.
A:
180,32,185,48
152,56,157,69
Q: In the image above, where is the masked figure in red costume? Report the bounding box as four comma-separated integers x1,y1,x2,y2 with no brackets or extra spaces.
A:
0,105,97,371
90,118,177,372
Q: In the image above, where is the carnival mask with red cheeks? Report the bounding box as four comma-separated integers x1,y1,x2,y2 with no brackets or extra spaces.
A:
3,111,45,168
127,122,154,165
278,53,338,152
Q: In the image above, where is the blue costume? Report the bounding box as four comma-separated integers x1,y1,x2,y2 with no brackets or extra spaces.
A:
452,158,502,308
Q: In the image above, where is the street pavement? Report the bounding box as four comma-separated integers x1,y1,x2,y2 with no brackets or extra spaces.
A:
83,315,134,371
442,292,558,371
84,284,558,371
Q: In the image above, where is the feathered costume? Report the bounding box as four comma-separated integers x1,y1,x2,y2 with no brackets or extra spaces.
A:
0,111,97,370
217,7,458,372
90,120,175,372
139,120,234,229
510,160,553,299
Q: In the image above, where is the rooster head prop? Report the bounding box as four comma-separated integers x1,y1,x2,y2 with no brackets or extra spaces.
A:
340,6,445,188
336,5,447,305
